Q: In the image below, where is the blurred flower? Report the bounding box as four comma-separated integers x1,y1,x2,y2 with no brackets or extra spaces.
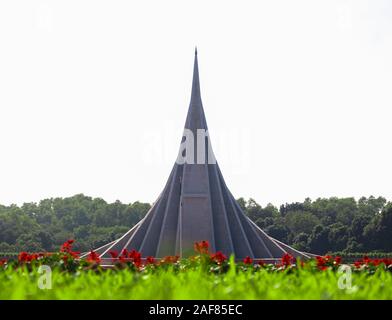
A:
87,250,101,264
210,251,227,264
282,253,294,267
146,256,155,265
194,241,209,254
243,256,253,265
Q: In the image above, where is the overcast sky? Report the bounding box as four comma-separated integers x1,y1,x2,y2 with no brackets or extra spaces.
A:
0,0,391,207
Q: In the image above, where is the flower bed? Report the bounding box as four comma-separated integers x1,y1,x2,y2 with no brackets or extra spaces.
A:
1,240,392,299
1,240,392,275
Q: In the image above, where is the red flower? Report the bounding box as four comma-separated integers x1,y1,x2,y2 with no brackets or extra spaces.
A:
70,251,80,259
109,250,119,259
60,239,80,258
382,258,392,266
114,249,129,263
354,260,362,268
119,255,127,263
30,253,39,261
18,252,28,262
372,259,381,266
315,255,342,270
129,250,142,268
334,256,342,265
87,250,101,264
258,260,265,267
210,251,227,264
243,256,253,265
351,256,392,268
0,259,7,267
128,249,138,259
194,240,209,254
146,256,155,265
282,253,294,266
160,255,179,264
115,249,143,267
18,251,36,263
363,255,370,264
60,239,74,252
316,256,327,270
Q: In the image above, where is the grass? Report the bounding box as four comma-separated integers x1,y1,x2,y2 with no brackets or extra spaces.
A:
1,262,392,300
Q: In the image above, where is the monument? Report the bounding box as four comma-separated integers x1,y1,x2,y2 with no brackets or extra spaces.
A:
86,49,310,263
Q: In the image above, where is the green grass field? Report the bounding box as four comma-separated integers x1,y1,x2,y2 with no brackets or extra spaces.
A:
1,261,392,300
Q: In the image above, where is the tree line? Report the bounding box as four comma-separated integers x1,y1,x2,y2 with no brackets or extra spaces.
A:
0,194,391,254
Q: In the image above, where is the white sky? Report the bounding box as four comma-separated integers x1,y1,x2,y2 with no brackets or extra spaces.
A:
0,0,391,207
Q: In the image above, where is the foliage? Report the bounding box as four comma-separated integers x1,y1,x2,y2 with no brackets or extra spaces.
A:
0,194,150,252
1,194,392,254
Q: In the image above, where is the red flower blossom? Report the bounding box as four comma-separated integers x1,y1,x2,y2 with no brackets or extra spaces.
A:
60,239,80,258
258,260,265,267
30,253,39,261
382,258,392,266
243,256,253,265
352,256,392,269
60,239,74,252
70,251,80,259
194,240,209,254
114,249,129,263
210,251,227,264
316,255,342,270
128,249,138,259
354,260,362,268
87,250,101,264
372,259,381,266
18,251,37,263
129,250,142,268
0,259,7,267
363,255,370,264
115,249,143,267
18,252,28,262
160,255,180,264
316,256,328,270
119,255,127,263
282,253,295,266
109,250,119,259
146,256,155,265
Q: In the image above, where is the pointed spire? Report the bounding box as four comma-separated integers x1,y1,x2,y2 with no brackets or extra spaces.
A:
184,48,208,131
190,47,201,104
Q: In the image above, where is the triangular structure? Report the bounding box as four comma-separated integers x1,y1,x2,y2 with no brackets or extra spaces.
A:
90,50,310,262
